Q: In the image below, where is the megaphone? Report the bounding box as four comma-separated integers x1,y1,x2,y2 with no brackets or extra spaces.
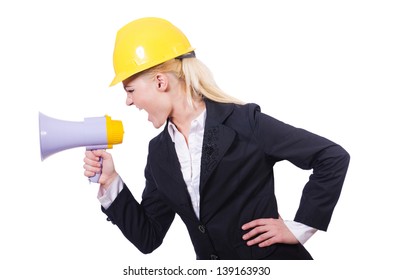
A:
39,112,124,182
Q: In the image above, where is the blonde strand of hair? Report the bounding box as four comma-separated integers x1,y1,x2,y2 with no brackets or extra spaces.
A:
144,58,244,107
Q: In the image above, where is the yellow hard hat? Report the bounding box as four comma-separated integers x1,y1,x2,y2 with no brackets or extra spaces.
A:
110,17,195,86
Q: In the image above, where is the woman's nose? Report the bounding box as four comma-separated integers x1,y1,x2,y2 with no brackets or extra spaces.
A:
126,96,133,106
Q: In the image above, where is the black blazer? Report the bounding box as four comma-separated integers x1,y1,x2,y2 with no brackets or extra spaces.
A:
103,100,350,259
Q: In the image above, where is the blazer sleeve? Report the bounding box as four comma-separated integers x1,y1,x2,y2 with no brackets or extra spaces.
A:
102,160,176,254
250,104,350,231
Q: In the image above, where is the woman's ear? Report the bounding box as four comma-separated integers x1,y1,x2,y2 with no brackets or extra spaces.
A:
155,73,168,92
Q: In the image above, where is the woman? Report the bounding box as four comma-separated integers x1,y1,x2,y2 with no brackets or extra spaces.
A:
83,17,350,260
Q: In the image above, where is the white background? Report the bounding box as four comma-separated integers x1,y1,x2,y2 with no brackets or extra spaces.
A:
0,0,392,279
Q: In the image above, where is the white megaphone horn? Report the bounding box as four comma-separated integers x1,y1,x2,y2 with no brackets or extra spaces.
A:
39,112,124,182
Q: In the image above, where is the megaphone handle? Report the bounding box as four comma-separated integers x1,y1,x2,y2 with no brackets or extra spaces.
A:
89,157,103,183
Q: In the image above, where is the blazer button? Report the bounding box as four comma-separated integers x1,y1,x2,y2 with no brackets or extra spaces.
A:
198,225,206,233
210,254,219,260
106,217,115,225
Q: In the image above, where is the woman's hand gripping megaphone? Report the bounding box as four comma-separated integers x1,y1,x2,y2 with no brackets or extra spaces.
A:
84,150,119,189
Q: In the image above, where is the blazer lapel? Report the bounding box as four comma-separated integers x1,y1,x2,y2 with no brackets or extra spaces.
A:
200,100,236,192
150,127,198,221
154,130,185,186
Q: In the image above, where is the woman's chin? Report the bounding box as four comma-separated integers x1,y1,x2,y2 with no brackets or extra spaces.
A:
149,117,165,129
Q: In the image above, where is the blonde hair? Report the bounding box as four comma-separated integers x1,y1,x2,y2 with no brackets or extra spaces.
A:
143,58,244,107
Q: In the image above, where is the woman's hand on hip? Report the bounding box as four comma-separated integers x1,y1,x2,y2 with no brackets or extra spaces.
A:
241,216,298,247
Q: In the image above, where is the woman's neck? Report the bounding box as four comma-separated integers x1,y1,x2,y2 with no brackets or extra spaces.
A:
170,97,206,142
